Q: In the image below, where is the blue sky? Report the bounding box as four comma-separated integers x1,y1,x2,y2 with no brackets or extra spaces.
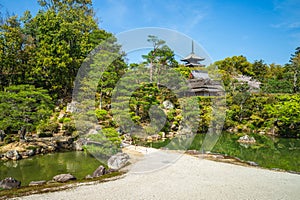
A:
1,0,300,65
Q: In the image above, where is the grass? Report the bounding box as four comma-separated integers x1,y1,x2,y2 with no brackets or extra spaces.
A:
0,171,124,200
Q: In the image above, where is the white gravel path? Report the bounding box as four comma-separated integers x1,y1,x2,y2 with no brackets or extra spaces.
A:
13,147,300,200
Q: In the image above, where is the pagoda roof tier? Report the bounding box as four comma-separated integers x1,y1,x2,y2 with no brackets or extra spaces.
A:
181,41,205,67
181,53,205,63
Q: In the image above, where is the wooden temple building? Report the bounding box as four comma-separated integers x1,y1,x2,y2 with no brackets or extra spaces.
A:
181,41,223,96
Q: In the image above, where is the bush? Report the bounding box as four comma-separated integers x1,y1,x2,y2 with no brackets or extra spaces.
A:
38,121,59,134
95,109,108,120
58,118,64,123
3,135,13,144
0,85,53,133
63,117,71,123
62,122,76,136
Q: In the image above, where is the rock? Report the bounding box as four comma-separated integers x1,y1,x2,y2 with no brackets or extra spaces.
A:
85,174,93,179
54,106,60,112
186,150,199,155
163,100,174,109
5,150,22,160
28,149,36,157
146,136,152,142
92,165,106,178
0,129,6,142
237,135,256,144
107,152,130,170
212,155,224,159
73,138,87,151
29,180,46,186
56,138,74,150
46,180,56,184
123,134,132,143
166,132,175,138
171,124,178,131
151,134,161,141
246,161,259,166
53,174,76,183
0,177,21,189
47,145,56,152
66,101,78,113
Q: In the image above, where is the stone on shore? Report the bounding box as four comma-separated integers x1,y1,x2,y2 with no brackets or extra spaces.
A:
0,177,21,189
53,174,76,183
5,150,22,160
29,180,47,186
107,152,130,170
92,165,107,177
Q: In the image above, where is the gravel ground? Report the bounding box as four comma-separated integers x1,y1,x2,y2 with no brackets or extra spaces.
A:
13,147,300,200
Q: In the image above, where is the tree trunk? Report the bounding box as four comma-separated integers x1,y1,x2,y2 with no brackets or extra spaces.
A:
293,70,297,93
18,126,26,140
150,61,153,83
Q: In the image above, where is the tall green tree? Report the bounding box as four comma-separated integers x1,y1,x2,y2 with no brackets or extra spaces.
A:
142,35,178,84
252,60,268,81
214,55,253,76
288,47,300,93
27,0,105,98
0,15,34,89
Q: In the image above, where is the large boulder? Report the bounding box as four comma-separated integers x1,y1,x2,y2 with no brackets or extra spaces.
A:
107,152,130,170
5,150,22,160
0,177,21,189
92,165,107,178
53,174,76,183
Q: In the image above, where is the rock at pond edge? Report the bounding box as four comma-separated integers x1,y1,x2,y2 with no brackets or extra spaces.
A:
53,174,76,183
0,177,21,189
107,152,130,170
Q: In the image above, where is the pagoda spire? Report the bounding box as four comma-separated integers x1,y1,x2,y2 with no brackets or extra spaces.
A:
180,40,205,67
192,40,194,54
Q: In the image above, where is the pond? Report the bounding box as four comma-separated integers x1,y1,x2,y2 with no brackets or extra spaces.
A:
0,151,103,186
1,133,299,187
145,132,300,172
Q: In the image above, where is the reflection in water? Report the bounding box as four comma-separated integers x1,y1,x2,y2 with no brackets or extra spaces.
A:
0,151,102,186
148,132,300,172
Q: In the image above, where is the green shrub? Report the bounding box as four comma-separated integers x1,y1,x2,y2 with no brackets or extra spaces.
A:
3,135,13,144
63,117,71,123
58,118,64,123
62,122,76,136
131,116,141,123
38,121,59,134
95,109,108,120
167,109,176,121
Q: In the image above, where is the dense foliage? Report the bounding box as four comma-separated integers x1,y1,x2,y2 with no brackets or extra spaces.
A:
0,85,53,134
0,0,300,143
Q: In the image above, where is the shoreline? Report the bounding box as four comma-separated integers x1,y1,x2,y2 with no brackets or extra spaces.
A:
12,146,300,200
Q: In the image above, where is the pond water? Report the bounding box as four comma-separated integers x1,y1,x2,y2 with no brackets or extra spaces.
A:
0,151,103,186
1,133,299,187
146,133,300,172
